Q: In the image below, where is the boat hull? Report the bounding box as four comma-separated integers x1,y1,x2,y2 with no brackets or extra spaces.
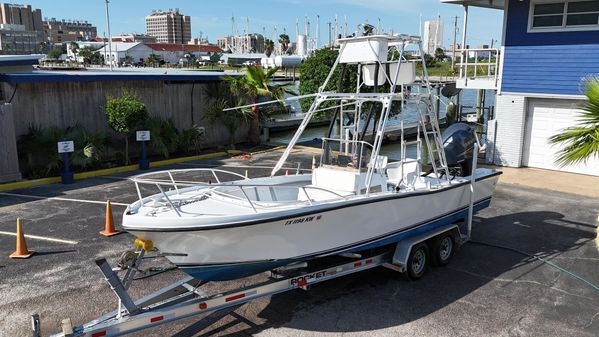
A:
125,172,500,281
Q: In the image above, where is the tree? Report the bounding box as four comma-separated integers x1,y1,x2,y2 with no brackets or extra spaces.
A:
209,52,222,65
264,39,274,57
145,53,160,67
278,34,290,54
123,55,134,65
204,82,242,148
424,53,436,67
89,52,104,65
549,78,599,166
105,91,148,164
77,45,98,65
298,48,358,113
224,66,294,145
434,47,446,61
46,47,63,60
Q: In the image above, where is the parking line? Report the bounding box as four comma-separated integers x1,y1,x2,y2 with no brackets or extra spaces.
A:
0,231,78,245
0,192,130,206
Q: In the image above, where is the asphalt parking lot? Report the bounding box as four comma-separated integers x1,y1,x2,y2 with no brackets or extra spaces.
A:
0,148,598,337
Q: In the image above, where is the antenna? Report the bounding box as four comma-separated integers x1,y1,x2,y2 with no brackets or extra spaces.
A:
316,14,320,49
344,15,347,37
334,14,337,41
304,16,308,36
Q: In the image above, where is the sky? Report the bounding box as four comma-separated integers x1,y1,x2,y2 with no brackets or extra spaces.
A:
26,0,503,47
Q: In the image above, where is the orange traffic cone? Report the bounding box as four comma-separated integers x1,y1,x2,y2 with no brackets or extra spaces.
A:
100,200,121,237
9,218,34,259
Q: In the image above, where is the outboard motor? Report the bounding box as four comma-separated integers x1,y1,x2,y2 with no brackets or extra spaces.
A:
442,123,477,176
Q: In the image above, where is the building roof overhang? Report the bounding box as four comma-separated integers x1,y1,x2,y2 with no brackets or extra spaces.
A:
440,0,505,10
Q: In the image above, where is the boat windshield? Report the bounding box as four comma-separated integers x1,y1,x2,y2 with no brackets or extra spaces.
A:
320,138,373,172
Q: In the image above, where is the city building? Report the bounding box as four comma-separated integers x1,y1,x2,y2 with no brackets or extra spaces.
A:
0,3,42,31
0,3,43,54
111,34,157,43
216,34,264,54
441,0,599,176
96,42,154,65
0,24,41,54
423,19,444,55
145,9,191,44
43,18,96,43
146,43,223,63
188,36,209,45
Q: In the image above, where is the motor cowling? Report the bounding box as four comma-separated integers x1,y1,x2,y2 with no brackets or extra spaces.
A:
442,123,477,176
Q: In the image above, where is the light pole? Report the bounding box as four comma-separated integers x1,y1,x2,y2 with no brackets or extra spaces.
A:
104,0,113,71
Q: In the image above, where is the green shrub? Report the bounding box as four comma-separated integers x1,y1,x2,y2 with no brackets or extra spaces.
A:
178,127,205,155
142,116,179,159
17,124,108,178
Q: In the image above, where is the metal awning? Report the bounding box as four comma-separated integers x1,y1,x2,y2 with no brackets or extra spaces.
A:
440,0,505,9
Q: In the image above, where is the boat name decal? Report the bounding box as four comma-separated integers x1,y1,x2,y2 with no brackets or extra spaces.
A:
284,215,322,226
289,271,327,286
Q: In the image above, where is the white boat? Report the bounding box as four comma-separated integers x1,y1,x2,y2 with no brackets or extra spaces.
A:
122,33,501,281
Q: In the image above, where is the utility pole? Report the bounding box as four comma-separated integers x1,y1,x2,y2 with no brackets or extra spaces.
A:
327,21,332,47
104,0,112,71
334,15,337,42
316,14,320,49
451,15,459,71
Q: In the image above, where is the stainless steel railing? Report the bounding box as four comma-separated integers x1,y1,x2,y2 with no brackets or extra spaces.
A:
130,168,348,216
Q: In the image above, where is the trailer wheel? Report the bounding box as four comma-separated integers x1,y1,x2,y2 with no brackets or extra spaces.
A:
432,233,454,266
404,243,429,280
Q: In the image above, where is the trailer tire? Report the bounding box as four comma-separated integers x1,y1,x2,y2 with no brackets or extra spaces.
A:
432,233,454,266
404,243,429,280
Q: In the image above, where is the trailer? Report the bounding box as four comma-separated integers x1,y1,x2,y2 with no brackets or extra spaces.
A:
31,221,471,337
32,144,484,337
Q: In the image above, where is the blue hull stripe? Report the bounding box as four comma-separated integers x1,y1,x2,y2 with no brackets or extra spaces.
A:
178,198,492,281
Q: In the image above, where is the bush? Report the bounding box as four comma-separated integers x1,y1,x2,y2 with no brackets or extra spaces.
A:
141,116,179,159
178,127,205,155
17,125,108,178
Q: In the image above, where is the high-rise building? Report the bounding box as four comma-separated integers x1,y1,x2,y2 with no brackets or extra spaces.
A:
145,9,191,44
423,20,443,55
43,18,97,43
0,3,42,31
0,3,43,54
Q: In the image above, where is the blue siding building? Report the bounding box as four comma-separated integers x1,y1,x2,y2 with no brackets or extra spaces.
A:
442,0,599,176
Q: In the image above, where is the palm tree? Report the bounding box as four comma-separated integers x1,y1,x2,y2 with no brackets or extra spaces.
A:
278,34,290,54
550,78,599,166
264,39,274,57
145,53,160,67
224,66,294,145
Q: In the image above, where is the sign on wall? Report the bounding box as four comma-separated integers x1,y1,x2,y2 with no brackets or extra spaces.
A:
57,141,74,153
136,131,151,141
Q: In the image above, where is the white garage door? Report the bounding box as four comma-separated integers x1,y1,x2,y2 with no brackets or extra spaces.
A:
523,99,599,176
